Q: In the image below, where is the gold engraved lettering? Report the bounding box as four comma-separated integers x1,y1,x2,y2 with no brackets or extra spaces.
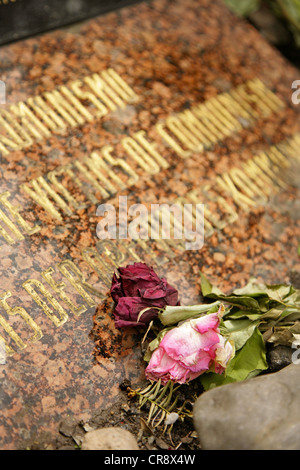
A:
0,108,33,148
42,267,88,317
96,239,126,268
287,134,300,156
217,92,253,122
0,219,15,244
21,176,73,221
166,116,203,151
122,131,168,174
60,86,94,122
154,79,284,160
203,98,242,133
214,135,299,211
229,167,267,201
0,291,43,342
253,152,287,189
179,194,214,238
267,147,290,168
44,89,84,126
203,187,238,228
182,109,217,146
73,160,110,199
27,96,66,130
216,172,256,210
10,102,51,139
47,166,87,211
81,247,112,287
280,144,300,170
0,141,10,155
134,131,169,169
242,159,274,197
83,152,123,195
57,260,100,304
22,279,69,327
155,123,191,158
194,103,232,139
0,334,15,356
247,79,284,113
64,165,98,204
103,68,138,102
70,80,108,118
100,146,139,187
84,74,120,111
0,191,40,236
232,85,261,119
0,209,24,244
0,313,26,351
118,240,142,263
0,133,21,154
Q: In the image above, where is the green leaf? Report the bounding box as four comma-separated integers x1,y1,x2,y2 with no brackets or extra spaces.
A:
158,300,221,326
200,274,264,312
200,273,224,297
232,278,293,301
222,319,258,350
232,278,270,297
224,309,262,321
223,0,260,17
200,328,268,390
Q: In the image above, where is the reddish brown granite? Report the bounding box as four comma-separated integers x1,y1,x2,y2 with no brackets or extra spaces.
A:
0,0,299,449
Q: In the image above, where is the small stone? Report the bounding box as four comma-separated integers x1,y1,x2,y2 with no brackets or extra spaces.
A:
82,423,96,433
121,403,130,412
155,437,169,450
165,412,179,426
71,425,86,446
81,427,139,450
213,252,226,263
147,436,155,446
267,345,292,372
59,417,77,438
193,364,300,450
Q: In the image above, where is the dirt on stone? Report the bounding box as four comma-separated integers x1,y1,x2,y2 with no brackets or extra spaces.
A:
29,340,292,451
51,378,203,451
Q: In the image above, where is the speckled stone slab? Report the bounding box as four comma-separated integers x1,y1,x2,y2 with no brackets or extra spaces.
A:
0,0,299,449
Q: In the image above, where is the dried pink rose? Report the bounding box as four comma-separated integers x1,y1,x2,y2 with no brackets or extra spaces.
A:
110,262,179,328
145,311,233,384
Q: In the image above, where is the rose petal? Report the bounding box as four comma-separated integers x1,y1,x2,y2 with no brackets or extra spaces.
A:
114,297,159,328
160,318,220,368
110,273,124,302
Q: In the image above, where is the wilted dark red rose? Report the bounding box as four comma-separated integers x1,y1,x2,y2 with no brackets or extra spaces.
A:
110,262,179,328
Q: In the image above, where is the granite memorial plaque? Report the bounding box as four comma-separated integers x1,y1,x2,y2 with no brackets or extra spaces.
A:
0,0,299,450
0,0,141,46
